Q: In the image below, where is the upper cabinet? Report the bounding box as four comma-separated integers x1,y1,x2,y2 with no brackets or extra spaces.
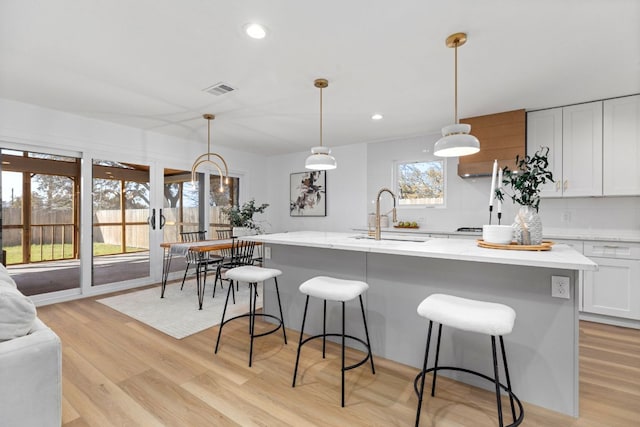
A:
458,109,525,177
527,101,603,197
603,95,640,196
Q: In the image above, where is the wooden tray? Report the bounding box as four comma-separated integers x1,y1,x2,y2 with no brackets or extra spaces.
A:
477,240,554,251
394,225,419,229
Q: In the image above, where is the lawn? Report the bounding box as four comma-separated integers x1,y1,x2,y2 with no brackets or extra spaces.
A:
4,243,147,265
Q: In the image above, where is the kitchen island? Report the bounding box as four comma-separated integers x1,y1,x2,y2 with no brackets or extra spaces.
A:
245,231,597,417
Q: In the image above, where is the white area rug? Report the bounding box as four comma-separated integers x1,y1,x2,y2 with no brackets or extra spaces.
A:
97,280,262,339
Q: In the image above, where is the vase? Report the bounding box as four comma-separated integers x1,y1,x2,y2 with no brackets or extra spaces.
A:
512,206,543,245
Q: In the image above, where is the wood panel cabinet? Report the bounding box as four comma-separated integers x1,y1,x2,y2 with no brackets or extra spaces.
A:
603,94,640,195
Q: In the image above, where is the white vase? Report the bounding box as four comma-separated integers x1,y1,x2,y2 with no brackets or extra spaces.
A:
512,206,543,245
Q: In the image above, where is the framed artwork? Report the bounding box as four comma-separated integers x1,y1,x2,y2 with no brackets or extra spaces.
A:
290,171,326,217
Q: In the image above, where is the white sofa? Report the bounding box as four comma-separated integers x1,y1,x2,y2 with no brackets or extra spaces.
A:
0,265,62,427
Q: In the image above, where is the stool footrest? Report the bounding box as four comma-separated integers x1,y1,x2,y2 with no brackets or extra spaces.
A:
414,366,524,427
299,333,372,371
220,313,285,338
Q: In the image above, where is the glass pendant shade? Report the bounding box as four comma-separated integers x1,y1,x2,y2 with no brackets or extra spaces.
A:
434,123,480,157
305,146,337,170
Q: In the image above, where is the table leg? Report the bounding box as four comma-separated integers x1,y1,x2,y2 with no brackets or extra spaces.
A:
161,248,172,298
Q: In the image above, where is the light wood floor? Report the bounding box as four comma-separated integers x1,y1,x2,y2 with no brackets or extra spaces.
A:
38,288,640,427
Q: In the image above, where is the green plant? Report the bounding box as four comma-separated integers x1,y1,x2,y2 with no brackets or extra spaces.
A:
222,199,269,232
495,146,554,211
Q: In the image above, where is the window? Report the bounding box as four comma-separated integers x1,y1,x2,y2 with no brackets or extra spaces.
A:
394,159,445,207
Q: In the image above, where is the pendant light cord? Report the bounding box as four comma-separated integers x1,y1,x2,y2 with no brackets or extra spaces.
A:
319,85,323,147
454,40,459,124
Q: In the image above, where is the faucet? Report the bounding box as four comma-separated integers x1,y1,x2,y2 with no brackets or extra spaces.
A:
374,187,397,240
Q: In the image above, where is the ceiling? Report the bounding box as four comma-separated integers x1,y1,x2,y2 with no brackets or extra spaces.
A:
1,1,639,156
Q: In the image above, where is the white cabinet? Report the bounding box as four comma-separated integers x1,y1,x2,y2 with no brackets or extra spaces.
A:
527,101,603,197
582,241,640,320
603,95,640,195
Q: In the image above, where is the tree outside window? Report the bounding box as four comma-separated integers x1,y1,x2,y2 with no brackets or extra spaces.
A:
395,160,445,206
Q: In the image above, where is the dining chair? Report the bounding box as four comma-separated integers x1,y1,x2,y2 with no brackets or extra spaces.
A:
212,238,257,303
179,231,222,291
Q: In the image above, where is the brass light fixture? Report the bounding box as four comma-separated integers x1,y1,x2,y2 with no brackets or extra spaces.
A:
433,32,480,157
191,114,229,191
305,78,337,170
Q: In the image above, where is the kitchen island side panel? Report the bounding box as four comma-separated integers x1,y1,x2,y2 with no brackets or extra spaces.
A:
263,244,579,417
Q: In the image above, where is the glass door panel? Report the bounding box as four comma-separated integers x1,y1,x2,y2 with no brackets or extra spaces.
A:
1,149,81,296
92,160,150,286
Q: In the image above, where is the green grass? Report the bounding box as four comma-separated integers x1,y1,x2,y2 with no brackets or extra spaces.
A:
4,243,147,265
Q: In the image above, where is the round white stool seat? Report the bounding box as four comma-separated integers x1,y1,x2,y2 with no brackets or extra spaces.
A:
225,266,282,283
299,276,369,302
417,293,516,336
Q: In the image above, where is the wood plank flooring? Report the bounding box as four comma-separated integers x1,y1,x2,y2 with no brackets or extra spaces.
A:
37,289,640,426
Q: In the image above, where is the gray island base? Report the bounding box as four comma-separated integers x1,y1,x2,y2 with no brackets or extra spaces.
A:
245,231,597,417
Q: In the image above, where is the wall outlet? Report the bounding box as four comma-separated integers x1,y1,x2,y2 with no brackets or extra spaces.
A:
551,276,570,299
561,211,572,222
263,246,271,260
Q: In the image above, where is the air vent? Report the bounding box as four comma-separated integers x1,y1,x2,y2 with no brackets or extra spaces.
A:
202,82,237,96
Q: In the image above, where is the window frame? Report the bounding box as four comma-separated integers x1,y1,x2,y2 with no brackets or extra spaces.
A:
392,158,447,209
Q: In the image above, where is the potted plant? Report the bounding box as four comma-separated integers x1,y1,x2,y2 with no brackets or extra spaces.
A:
222,199,269,236
495,146,554,245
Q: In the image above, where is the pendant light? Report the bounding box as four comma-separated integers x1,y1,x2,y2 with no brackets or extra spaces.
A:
305,78,337,170
434,32,480,157
191,114,229,192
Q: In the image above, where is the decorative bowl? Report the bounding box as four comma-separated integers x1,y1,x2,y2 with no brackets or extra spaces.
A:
482,225,513,245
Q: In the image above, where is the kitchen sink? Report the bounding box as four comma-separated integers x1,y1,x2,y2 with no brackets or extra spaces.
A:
350,235,428,243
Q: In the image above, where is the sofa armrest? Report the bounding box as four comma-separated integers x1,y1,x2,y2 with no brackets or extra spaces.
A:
0,318,62,427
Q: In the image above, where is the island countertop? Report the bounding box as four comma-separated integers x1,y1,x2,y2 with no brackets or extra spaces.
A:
246,231,597,271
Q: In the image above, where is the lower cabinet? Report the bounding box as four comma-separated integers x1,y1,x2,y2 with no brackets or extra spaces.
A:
582,241,640,320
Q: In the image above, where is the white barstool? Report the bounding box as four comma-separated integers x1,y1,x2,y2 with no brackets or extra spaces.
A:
414,293,524,427
214,266,287,367
292,276,375,407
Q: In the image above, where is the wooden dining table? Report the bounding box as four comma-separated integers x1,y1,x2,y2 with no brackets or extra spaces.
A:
160,239,260,310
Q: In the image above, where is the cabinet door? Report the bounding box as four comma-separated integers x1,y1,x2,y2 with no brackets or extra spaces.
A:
527,108,563,197
603,95,640,195
562,102,603,197
583,257,640,320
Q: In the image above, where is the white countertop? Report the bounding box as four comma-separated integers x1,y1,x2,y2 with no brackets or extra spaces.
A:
246,231,598,271
353,226,640,243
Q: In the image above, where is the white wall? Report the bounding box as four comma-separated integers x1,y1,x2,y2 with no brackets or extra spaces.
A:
0,98,269,203
266,143,367,233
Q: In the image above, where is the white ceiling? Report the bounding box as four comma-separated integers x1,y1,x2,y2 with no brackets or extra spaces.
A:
1,0,639,155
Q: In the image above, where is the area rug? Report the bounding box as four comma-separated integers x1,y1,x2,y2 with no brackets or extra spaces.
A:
97,280,262,339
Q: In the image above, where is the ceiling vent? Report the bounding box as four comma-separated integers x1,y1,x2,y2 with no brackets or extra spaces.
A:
202,82,237,96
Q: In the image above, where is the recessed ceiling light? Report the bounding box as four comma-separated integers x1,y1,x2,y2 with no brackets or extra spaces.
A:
371,113,383,120
244,23,267,39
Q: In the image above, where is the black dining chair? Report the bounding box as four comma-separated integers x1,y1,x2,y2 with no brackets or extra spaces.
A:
179,231,223,291
212,237,257,303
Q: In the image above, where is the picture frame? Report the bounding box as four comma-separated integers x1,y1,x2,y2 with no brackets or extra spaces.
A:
290,171,326,217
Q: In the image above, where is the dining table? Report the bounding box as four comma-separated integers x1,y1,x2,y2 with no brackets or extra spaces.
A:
160,238,261,309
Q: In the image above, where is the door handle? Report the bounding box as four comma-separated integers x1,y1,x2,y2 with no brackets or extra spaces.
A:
159,209,166,230
148,208,156,230
563,180,568,191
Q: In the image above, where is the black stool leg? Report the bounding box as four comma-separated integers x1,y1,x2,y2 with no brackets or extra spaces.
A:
341,301,346,407
358,295,375,374
415,320,433,427
322,299,327,358
273,277,287,344
248,282,257,367
292,295,310,387
491,335,505,427
431,323,443,397
214,276,234,354
500,336,517,423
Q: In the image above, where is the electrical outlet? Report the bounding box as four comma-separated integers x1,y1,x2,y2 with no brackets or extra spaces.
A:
561,211,572,222
263,246,271,260
551,276,570,299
